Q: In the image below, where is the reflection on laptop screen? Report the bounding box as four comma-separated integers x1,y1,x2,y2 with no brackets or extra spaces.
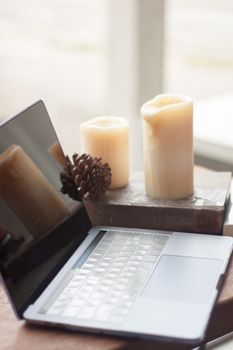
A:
0,102,72,241
0,101,90,317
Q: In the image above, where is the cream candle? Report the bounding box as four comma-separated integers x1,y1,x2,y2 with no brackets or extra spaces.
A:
80,116,129,189
0,145,69,238
141,94,193,199
48,141,67,168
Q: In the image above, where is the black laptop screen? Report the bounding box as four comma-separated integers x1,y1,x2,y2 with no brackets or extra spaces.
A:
0,101,90,317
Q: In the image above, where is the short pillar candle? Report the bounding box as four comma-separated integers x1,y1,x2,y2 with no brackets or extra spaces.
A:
48,141,67,168
80,116,129,189
141,94,194,199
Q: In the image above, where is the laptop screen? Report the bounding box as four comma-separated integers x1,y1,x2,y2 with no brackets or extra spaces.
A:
0,101,91,317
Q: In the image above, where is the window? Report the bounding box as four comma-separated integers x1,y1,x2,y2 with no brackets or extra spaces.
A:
0,0,108,121
1,0,233,170
164,0,233,99
164,0,233,171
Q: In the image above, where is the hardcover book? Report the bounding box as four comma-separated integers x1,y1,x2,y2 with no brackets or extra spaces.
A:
84,168,231,235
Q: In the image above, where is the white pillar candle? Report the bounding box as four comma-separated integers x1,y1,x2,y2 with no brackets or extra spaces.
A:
80,116,129,189
141,94,193,199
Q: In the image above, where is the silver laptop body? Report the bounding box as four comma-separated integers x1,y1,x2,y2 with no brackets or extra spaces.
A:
24,226,232,344
0,101,232,346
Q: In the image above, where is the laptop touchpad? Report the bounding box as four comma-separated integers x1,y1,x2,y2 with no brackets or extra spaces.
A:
142,255,223,304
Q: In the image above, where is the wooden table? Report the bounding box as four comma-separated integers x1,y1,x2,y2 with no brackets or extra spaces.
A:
1,257,233,350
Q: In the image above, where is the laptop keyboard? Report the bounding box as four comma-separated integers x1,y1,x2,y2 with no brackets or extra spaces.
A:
45,230,169,323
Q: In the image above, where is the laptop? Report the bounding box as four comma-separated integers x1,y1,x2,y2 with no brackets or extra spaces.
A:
0,100,232,346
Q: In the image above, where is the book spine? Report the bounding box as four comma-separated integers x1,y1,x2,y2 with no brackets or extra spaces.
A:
84,202,223,235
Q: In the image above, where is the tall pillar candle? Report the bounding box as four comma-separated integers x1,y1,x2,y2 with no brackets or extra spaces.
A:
0,145,69,238
80,116,129,189
141,94,193,199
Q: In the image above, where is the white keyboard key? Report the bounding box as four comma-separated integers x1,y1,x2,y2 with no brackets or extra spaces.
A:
80,285,95,294
114,284,125,292
121,292,137,301
95,267,106,274
63,287,78,296
99,262,111,269
47,307,62,316
133,249,147,256
138,244,150,251
88,274,102,282
68,280,82,288
53,300,69,308
96,285,110,293
101,278,114,287
143,254,159,263
62,306,80,318
91,291,106,300
117,277,129,286
115,237,127,244
105,272,118,279
105,296,118,305
108,290,122,299
130,255,144,262
79,306,96,319
112,262,125,269
86,278,99,286
87,299,101,307
76,291,90,300
57,294,70,302
115,257,128,263
79,268,91,275
105,251,119,258
118,252,131,258
102,257,114,263
119,271,134,280
141,236,154,244
83,263,95,269
94,305,113,321
70,298,85,307
127,261,140,268
122,246,134,253
123,266,137,273
87,257,98,264
73,273,86,281
109,267,121,274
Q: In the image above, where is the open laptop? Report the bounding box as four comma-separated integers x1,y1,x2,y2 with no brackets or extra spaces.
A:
0,101,232,346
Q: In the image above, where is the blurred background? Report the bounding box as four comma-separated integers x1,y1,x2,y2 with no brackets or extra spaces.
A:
0,0,233,170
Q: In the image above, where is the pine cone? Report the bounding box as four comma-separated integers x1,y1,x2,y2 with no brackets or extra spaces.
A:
72,154,111,199
60,160,82,201
60,154,111,200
